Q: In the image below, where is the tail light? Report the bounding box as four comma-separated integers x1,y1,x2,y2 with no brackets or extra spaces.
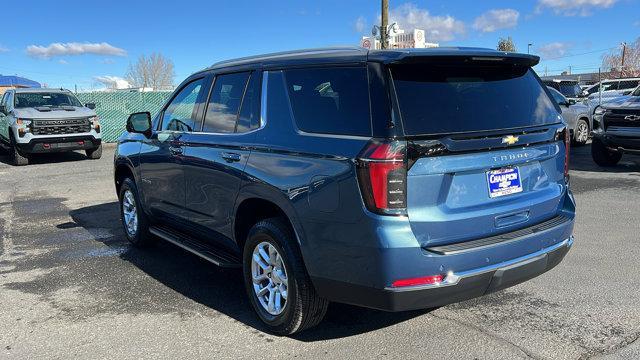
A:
556,127,570,184
356,140,407,215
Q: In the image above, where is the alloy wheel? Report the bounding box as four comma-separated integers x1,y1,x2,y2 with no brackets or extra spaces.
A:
122,190,138,237
251,241,289,316
576,121,589,143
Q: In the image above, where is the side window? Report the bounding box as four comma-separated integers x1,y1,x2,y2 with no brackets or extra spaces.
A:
202,72,251,133
619,80,639,90
549,88,565,104
605,81,619,91
161,78,204,132
236,72,262,133
284,67,371,136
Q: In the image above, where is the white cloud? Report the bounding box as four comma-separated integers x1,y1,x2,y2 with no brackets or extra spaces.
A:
389,3,465,42
100,58,116,64
0,45,9,53
93,76,131,90
26,42,127,59
355,16,366,33
473,9,520,33
537,42,574,59
536,0,618,16
58,59,69,65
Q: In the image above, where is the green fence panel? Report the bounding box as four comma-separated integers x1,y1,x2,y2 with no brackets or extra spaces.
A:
76,91,172,142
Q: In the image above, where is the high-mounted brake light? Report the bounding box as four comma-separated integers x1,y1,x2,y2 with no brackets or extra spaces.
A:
356,140,407,215
391,275,444,288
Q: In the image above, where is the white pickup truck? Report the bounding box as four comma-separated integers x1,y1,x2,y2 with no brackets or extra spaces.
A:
0,88,102,165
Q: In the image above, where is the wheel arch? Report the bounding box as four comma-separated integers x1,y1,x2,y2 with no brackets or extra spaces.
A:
233,185,306,255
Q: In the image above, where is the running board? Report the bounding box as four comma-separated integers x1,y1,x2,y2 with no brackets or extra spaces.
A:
149,226,241,268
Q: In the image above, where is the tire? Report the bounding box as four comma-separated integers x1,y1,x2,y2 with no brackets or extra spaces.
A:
9,134,29,166
119,177,154,247
243,218,328,335
591,138,622,167
573,119,589,146
86,144,102,159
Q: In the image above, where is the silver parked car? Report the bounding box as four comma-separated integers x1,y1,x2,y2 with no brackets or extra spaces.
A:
0,88,102,165
547,86,590,145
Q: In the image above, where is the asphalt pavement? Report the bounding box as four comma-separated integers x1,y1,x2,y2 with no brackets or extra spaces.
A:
0,144,639,360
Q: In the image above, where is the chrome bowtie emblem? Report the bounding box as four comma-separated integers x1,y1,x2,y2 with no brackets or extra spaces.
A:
502,135,519,145
624,115,640,121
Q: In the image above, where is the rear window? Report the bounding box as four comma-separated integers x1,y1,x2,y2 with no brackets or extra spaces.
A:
284,67,371,136
392,64,559,135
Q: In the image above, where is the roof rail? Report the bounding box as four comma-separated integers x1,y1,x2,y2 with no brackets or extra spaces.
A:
208,46,366,69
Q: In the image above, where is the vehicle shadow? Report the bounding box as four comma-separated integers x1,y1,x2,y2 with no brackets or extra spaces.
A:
0,150,89,166
67,201,424,340
570,143,640,174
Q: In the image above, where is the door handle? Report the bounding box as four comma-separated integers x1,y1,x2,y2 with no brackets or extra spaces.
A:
221,152,241,163
169,146,183,156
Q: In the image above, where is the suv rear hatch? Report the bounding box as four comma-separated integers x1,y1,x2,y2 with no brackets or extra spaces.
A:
369,55,570,248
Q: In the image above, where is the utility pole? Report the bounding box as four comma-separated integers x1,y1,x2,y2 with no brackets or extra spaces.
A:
620,42,627,78
381,0,389,49
568,66,572,75
527,43,533,54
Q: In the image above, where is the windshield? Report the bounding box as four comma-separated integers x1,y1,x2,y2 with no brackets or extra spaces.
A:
391,63,560,135
14,92,83,108
557,83,582,98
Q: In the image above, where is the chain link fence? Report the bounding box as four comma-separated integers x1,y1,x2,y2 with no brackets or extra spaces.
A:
76,91,172,142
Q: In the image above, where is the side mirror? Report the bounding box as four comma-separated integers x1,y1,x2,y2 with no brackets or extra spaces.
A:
126,112,152,136
85,103,96,110
567,99,577,105
0,105,6,115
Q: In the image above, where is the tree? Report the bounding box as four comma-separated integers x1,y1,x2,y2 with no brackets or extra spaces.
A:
497,37,517,52
602,38,640,78
125,53,175,91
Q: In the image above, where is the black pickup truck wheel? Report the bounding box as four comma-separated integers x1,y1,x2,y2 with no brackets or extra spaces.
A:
591,138,622,167
9,134,29,166
86,144,103,159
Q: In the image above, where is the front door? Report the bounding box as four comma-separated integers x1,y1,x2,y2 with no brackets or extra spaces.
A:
139,77,206,223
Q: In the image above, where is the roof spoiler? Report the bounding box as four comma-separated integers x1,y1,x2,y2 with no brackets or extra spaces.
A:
370,50,540,67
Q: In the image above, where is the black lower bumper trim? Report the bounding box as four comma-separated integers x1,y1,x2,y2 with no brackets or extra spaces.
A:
312,239,571,312
593,132,640,152
16,136,101,154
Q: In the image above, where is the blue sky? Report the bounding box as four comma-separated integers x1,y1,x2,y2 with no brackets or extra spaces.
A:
0,0,638,90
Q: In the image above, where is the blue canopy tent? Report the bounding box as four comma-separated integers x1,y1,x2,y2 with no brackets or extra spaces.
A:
0,75,41,88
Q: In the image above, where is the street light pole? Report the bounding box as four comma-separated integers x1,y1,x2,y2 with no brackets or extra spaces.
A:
381,0,389,49
527,43,533,54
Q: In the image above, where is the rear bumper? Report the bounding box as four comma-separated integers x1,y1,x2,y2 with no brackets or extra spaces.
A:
313,236,572,312
16,136,101,154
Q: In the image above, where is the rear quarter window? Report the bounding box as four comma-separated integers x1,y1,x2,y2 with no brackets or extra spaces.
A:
284,67,371,137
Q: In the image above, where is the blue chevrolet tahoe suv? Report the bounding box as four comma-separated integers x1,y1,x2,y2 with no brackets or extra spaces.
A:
114,47,576,334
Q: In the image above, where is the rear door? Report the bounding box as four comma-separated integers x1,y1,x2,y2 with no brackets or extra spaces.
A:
139,77,207,223
182,70,261,243
390,59,567,247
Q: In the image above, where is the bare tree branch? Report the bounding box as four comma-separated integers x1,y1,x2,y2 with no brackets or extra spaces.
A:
125,53,175,90
602,38,640,78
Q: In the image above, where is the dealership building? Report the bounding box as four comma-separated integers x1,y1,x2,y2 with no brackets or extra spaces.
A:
360,28,439,50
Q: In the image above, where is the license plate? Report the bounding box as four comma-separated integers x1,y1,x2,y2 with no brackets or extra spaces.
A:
487,167,523,198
